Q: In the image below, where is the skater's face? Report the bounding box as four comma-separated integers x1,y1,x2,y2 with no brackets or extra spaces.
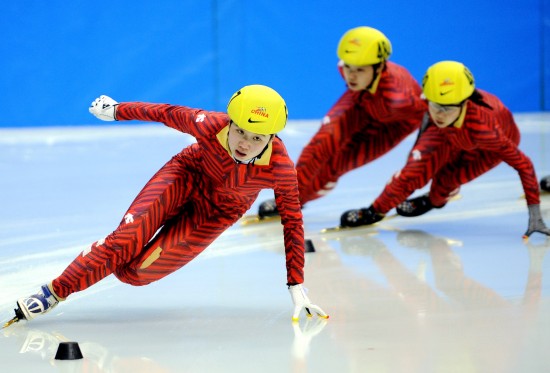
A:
428,101,464,128
342,63,381,91
228,122,273,162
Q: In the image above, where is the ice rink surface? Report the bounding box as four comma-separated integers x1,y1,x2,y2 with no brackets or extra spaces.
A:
1,113,550,372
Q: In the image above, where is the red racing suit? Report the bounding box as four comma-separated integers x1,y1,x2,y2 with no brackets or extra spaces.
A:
52,103,305,299
372,89,540,213
295,61,427,205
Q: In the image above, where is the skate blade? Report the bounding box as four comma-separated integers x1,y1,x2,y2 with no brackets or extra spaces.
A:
321,214,398,233
240,214,281,226
321,222,386,234
321,226,358,233
3,316,20,329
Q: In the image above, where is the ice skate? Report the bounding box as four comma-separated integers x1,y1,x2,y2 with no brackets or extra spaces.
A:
240,198,282,226
340,206,384,228
258,198,279,219
3,284,61,328
396,194,444,217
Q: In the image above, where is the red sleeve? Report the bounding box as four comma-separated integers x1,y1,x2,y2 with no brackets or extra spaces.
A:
464,97,540,205
116,102,228,138
271,139,305,285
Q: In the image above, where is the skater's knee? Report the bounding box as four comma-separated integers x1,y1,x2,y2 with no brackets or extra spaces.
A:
114,246,164,286
114,267,155,286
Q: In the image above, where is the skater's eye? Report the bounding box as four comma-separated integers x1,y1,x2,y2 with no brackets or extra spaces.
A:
343,64,367,73
428,101,462,113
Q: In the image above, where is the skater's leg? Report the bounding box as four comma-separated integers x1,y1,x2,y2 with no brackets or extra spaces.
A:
429,150,501,207
372,127,450,214
115,208,235,285
304,119,419,205
51,154,199,299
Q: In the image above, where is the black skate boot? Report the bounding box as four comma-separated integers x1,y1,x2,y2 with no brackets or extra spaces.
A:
258,199,279,219
340,206,384,228
396,194,444,217
540,176,550,192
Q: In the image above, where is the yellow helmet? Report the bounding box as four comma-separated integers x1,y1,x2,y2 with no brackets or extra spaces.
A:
226,85,288,135
422,61,475,105
337,26,392,66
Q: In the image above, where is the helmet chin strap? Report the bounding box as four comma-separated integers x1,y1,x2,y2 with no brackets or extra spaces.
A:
448,103,466,128
366,62,384,92
233,156,253,164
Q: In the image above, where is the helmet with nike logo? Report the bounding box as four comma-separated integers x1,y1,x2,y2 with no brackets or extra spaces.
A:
226,84,288,135
422,61,475,105
337,26,392,66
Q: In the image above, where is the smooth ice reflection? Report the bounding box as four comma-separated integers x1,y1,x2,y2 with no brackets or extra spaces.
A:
1,114,550,372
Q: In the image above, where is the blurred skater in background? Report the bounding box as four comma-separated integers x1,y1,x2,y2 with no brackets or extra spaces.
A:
340,61,550,239
256,26,427,219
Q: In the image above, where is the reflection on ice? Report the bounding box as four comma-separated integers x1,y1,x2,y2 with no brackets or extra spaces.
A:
1,115,550,372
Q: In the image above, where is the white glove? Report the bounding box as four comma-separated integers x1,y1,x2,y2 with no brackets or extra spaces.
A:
89,95,118,121
288,284,329,322
524,204,550,239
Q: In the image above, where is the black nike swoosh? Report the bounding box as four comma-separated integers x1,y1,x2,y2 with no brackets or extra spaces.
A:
344,50,357,53
248,118,266,123
440,90,453,95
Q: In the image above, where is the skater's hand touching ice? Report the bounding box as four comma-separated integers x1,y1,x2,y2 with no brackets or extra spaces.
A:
524,204,550,239
89,95,118,121
288,284,329,321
